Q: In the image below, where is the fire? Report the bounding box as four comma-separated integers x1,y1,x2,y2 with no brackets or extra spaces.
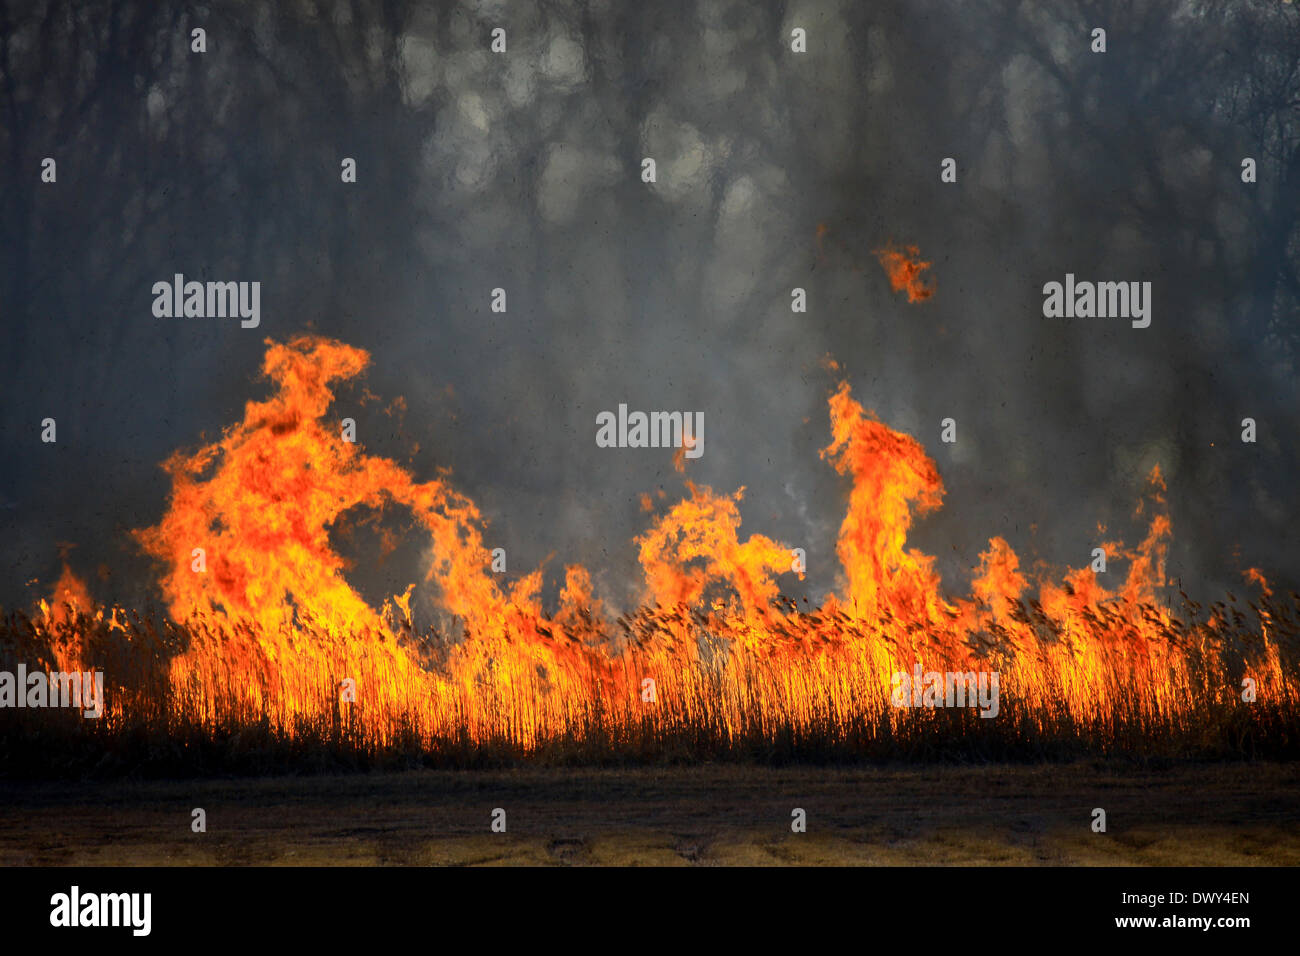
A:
1245,567,1273,599
821,381,946,622
41,562,95,627
875,242,935,302
128,336,580,739
133,337,517,636
33,563,96,675
9,334,1295,759
636,481,796,621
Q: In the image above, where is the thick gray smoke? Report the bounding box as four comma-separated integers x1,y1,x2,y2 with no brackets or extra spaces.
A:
1,0,1297,618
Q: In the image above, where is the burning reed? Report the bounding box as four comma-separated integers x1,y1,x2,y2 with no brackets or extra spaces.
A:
1,336,1296,776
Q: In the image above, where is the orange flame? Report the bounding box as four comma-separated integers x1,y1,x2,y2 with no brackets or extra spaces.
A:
41,563,95,626
1245,567,1273,599
874,242,935,302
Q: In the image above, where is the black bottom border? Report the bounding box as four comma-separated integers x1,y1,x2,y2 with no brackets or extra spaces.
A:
0,865,1287,944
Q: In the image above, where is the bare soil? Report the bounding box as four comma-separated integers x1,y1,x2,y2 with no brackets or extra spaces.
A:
2,761,1296,866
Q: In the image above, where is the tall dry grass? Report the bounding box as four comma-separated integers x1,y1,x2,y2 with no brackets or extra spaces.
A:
2,585,1297,778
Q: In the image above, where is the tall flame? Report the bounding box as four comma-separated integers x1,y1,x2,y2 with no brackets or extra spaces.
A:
821,381,946,621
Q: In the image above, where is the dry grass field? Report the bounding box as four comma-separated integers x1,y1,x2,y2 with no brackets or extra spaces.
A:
2,761,1297,866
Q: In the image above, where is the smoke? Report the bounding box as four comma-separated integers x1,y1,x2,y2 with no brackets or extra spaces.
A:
1,0,1296,618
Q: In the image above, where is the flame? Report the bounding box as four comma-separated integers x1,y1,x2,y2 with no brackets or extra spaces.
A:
7,334,1290,757
33,563,96,675
875,242,935,302
41,562,95,626
133,337,526,634
636,481,796,621
821,381,946,621
1245,567,1273,599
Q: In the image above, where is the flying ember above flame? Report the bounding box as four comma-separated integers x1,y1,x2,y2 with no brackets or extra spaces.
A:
875,242,936,302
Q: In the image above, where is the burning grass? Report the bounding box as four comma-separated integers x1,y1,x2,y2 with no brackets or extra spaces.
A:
3,576,1297,777
2,334,1296,777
